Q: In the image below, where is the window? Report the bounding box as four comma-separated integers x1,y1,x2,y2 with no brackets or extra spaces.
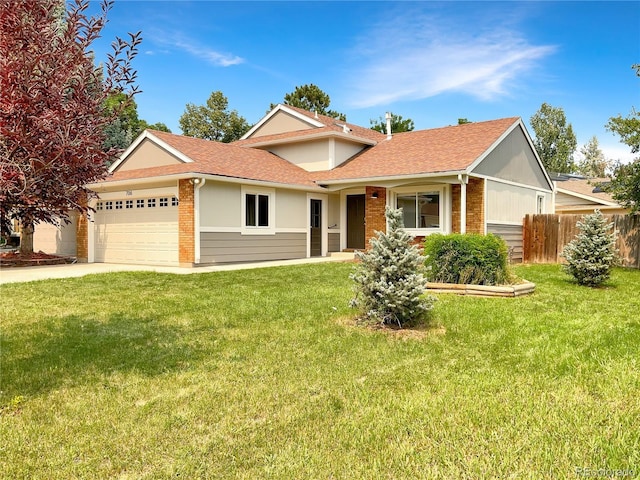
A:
396,192,440,228
536,193,545,214
126,200,133,209
136,199,144,208
159,197,168,207
105,201,113,210
147,198,156,208
172,197,179,207
245,193,269,227
241,187,275,234
96,202,103,211
115,200,123,210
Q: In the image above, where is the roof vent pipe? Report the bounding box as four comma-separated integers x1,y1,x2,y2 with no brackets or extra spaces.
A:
385,112,392,140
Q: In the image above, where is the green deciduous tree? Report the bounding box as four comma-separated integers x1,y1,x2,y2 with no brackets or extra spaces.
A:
179,91,249,142
602,64,640,213
576,136,609,178
530,103,577,174
370,113,415,134
0,0,141,254
272,84,346,120
103,93,171,150
350,206,436,327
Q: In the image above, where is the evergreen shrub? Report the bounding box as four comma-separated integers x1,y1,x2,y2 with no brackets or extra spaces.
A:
350,207,436,327
561,210,618,286
423,233,510,285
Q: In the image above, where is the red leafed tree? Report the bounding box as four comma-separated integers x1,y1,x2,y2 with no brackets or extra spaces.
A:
0,0,141,254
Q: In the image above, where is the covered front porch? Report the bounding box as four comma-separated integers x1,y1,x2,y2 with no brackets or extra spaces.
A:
331,175,486,251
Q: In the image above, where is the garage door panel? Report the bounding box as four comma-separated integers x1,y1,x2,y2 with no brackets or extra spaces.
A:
94,197,179,265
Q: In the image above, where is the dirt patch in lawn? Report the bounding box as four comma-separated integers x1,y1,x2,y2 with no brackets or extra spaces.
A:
335,315,446,340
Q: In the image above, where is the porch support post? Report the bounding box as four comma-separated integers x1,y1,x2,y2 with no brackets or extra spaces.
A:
458,174,468,234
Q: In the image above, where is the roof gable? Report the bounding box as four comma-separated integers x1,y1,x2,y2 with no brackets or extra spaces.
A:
314,117,522,183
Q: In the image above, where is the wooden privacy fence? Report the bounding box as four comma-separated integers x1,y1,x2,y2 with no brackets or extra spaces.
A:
523,214,640,268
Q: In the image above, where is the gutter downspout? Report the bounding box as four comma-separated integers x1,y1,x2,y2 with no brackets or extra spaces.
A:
458,174,468,234
193,178,206,264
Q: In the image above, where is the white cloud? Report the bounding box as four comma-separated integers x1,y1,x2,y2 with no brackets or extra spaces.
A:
346,10,556,108
150,31,244,67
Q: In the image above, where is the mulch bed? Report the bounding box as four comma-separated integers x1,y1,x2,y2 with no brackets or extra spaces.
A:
0,251,76,268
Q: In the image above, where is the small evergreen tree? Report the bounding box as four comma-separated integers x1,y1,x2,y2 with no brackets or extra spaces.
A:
350,207,436,327
561,210,618,286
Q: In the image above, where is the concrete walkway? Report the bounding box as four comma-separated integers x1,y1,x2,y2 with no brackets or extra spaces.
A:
0,253,355,285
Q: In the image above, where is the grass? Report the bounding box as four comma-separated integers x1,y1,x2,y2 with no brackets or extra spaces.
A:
1,263,639,479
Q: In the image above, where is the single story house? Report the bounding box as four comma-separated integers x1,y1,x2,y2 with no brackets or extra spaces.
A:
35,104,554,266
553,177,628,214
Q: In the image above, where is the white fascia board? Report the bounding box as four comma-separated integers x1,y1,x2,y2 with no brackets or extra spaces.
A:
474,173,553,193
241,104,325,140
244,130,377,149
555,187,617,206
88,173,326,193
316,171,467,189
108,130,194,173
466,119,554,191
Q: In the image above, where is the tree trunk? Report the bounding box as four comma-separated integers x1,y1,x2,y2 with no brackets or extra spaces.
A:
19,221,34,255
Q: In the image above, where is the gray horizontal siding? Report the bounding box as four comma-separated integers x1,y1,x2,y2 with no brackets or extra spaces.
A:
328,232,340,253
200,232,306,264
487,223,523,263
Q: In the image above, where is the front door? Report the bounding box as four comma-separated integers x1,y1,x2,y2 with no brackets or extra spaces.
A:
310,199,322,257
346,194,365,249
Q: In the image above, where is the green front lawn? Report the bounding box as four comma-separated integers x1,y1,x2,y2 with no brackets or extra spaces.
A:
1,264,638,479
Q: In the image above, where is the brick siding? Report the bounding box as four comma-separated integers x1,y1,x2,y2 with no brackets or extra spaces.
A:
452,177,485,234
365,186,387,247
76,213,88,262
178,179,195,265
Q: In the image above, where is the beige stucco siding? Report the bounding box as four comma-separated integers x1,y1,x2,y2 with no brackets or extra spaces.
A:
486,180,551,223
472,127,550,190
115,139,183,172
199,182,241,228
275,190,307,229
269,140,331,171
33,213,78,256
333,139,367,168
250,111,314,137
327,194,340,228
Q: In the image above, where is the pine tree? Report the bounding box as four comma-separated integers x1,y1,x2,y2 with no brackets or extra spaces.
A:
350,206,436,327
561,210,618,286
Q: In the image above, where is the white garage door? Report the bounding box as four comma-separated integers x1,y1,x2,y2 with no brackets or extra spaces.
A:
93,196,179,265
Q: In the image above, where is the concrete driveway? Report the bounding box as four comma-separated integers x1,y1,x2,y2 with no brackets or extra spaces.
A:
0,254,354,285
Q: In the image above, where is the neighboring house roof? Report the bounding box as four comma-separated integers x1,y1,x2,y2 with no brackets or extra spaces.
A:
314,117,521,183
106,130,319,188
555,178,618,208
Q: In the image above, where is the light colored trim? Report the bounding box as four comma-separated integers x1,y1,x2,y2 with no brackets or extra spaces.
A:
241,104,325,139
109,131,194,173
194,178,206,263
459,174,467,234
89,173,325,193
87,204,95,263
475,174,553,193
199,226,307,234
318,170,467,187
242,129,377,149
390,184,450,234
483,177,488,234
307,193,329,257
487,220,523,226
241,186,276,235
536,192,546,214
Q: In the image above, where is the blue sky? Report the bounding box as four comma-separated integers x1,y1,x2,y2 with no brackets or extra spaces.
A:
91,1,640,163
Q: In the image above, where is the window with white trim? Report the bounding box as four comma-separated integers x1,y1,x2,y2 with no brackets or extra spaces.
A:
105,201,113,210
160,197,168,207
115,200,123,210
147,198,156,208
241,186,275,234
392,186,448,234
536,193,545,214
125,200,133,209
136,199,144,208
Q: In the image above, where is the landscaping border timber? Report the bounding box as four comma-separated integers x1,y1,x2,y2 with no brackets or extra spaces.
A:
426,282,536,297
